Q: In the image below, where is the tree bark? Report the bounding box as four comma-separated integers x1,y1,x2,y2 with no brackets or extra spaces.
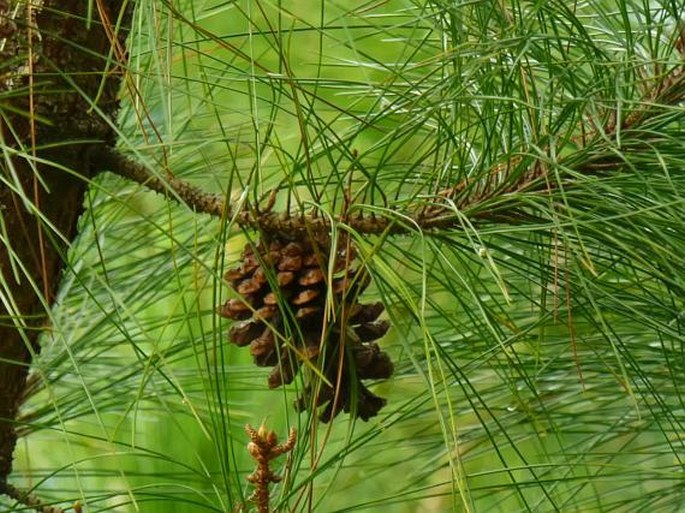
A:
0,0,133,488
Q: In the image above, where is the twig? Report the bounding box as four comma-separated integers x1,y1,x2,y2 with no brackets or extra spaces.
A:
0,482,64,513
97,147,226,217
244,424,297,513
97,147,547,236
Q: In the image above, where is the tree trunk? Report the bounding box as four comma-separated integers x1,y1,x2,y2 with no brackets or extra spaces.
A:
0,0,133,487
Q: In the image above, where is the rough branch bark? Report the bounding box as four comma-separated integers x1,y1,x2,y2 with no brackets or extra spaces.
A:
98,146,536,238
0,0,133,495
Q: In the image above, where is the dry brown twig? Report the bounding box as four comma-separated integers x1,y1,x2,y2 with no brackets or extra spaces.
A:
243,424,297,513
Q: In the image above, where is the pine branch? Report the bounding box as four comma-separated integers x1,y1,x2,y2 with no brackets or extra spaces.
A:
99,51,685,240
97,145,558,237
0,482,64,513
97,147,226,218
96,23,685,238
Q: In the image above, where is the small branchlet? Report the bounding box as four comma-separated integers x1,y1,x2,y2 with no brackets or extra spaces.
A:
244,424,297,513
0,482,64,513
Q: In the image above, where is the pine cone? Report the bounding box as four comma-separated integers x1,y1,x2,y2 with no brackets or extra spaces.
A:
220,236,393,422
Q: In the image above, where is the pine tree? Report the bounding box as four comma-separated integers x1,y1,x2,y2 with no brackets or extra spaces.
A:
2,1,685,512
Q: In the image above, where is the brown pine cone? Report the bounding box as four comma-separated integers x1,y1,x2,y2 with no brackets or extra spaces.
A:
220,236,393,422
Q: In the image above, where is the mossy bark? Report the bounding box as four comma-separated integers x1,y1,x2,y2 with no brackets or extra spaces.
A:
0,0,133,487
